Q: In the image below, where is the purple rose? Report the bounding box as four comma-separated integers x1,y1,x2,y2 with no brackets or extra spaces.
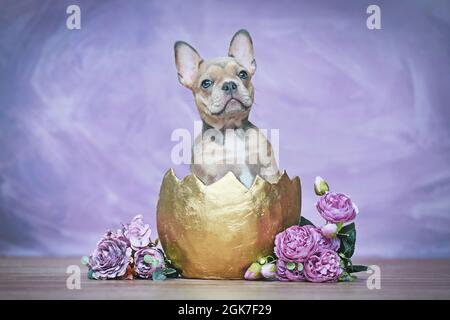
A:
315,192,358,224
304,249,342,283
309,226,340,251
122,214,152,250
134,248,165,279
89,231,131,280
274,225,318,262
276,259,305,282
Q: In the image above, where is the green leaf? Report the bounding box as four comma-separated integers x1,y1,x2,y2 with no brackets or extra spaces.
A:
152,269,167,281
340,222,356,234
81,256,89,266
163,268,177,275
347,265,368,273
87,269,95,280
339,271,357,282
161,254,180,278
166,271,180,279
299,216,315,227
337,223,356,258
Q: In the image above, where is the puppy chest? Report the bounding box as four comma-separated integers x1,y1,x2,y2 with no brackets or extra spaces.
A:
194,129,263,164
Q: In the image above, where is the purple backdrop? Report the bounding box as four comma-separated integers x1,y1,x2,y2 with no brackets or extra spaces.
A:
0,0,449,257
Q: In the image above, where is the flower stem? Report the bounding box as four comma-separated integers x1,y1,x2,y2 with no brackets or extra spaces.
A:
337,233,349,237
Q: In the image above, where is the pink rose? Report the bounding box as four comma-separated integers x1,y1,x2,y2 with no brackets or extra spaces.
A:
122,214,152,250
309,226,340,251
274,225,318,262
304,249,342,283
88,231,131,280
134,248,165,279
315,192,358,224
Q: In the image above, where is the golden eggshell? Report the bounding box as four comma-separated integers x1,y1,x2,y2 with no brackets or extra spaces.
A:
156,169,301,279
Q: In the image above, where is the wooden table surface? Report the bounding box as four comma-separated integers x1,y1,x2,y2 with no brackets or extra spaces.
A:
1,257,449,300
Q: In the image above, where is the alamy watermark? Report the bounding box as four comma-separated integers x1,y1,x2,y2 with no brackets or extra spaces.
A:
66,265,81,290
170,121,280,170
366,5,382,30
66,5,81,30
366,265,381,290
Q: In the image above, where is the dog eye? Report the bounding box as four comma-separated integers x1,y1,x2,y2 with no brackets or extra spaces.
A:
238,71,248,80
201,79,213,89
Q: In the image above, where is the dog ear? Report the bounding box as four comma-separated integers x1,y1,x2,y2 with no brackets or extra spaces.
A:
228,29,256,75
174,41,203,89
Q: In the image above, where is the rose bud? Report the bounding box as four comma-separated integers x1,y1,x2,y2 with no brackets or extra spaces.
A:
321,223,338,238
314,176,330,196
244,262,262,280
261,262,277,280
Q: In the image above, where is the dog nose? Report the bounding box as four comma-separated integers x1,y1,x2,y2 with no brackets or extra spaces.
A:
222,81,237,93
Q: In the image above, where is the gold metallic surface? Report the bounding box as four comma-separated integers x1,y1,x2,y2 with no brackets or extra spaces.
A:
156,170,301,279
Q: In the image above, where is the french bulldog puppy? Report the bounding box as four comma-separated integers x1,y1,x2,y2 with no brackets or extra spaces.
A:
174,29,280,188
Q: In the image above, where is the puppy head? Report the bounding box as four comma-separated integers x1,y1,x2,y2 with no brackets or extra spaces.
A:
175,30,257,129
